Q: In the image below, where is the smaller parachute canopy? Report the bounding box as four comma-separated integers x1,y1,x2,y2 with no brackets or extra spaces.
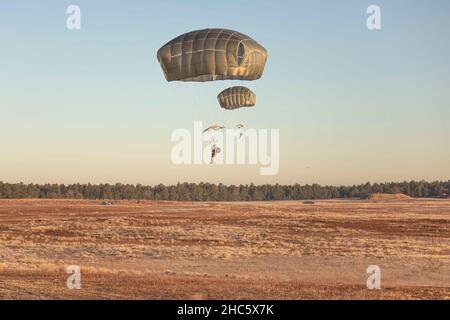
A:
218,86,256,110
203,125,225,133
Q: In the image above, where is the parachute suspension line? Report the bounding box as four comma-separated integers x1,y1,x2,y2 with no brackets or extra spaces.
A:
224,109,234,131
217,86,256,135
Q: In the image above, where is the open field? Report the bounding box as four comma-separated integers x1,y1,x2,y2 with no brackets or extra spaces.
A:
0,199,449,299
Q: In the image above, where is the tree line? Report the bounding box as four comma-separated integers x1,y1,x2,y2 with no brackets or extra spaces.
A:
0,180,448,201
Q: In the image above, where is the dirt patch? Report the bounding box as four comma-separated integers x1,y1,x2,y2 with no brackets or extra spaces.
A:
363,193,413,201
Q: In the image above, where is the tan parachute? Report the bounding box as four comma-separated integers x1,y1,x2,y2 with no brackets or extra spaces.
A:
203,125,225,134
157,28,267,82
217,86,256,110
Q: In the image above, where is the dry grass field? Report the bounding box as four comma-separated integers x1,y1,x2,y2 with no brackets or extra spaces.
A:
0,198,449,299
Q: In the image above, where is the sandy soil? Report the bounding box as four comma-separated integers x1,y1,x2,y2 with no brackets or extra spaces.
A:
0,199,449,299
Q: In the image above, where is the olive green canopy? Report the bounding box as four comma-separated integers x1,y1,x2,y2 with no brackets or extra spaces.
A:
157,28,267,82
217,86,256,110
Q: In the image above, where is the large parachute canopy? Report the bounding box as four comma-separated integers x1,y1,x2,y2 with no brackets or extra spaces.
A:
157,28,268,82
217,86,256,110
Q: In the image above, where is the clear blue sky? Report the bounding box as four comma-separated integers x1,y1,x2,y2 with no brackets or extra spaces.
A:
1,1,449,185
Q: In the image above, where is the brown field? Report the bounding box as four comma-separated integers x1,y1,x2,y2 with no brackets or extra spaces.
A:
0,198,449,299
